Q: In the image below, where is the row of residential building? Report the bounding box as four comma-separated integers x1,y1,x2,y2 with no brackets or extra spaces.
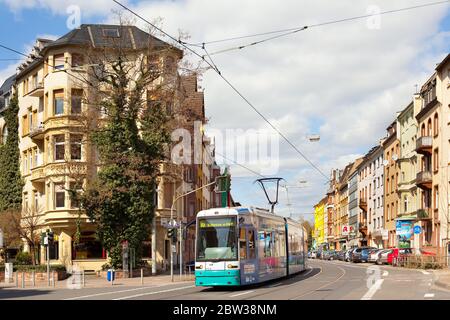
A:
313,53,450,256
0,24,223,272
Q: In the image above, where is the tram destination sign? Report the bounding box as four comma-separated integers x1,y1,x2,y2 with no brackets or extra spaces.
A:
199,219,235,228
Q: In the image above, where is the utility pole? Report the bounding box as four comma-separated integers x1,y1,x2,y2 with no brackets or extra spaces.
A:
169,175,226,282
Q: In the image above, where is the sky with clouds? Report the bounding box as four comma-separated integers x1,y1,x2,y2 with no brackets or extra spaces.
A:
0,0,449,222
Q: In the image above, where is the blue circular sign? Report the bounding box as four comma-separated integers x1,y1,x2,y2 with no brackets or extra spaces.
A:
414,225,422,234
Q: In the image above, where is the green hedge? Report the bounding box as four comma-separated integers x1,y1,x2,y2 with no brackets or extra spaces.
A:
13,265,66,272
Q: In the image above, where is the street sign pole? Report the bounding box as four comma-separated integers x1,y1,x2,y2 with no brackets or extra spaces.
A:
46,242,50,286
179,222,183,278
170,205,174,282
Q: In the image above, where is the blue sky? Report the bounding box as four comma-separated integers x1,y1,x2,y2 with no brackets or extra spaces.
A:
0,1,449,223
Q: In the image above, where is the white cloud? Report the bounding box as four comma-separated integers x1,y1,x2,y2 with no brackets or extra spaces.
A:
1,0,449,211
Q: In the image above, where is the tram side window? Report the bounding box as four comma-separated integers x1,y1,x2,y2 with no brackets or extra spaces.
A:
264,231,274,257
248,230,256,259
239,228,247,260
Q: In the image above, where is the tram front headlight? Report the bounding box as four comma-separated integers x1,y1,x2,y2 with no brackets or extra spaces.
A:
195,265,203,270
227,264,238,269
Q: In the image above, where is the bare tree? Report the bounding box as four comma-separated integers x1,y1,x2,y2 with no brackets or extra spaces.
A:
6,206,44,265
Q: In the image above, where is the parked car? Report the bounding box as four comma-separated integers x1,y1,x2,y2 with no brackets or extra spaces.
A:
377,249,394,265
337,250,347,261
345,248,357,262
316,250,323,259
387,248,413,265
368,249,387,263
324,250,338,260
352,247,376,263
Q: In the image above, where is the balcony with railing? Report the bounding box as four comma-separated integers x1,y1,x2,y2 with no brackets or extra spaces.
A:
416,208,432,220
359,199,367,212
358,222,368,234
416,170,432,190
29,123,45,140
28,80,44,97
30,166,45,182
416,136,432,155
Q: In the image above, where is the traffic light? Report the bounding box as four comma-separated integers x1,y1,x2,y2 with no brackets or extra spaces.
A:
167,228,177,242
47,231,54,242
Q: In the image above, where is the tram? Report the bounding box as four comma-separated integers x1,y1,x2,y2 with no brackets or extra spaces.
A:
194,206,308,287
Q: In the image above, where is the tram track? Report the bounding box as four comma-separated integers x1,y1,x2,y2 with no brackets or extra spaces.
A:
289,262,347,300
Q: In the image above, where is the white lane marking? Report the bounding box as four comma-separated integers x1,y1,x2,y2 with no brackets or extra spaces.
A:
361,279,384,300
113,285,196,300
424,293,434,299
229,290,255,298
383,271,389,277
64,283,190,300
421,270,430,275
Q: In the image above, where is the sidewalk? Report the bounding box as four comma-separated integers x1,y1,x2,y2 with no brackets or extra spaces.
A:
433,269,450,290
1,271,194,290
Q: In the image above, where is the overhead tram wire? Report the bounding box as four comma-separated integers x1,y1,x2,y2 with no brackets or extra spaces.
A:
112,0,330,182
214,151,267,179
184,0,450,50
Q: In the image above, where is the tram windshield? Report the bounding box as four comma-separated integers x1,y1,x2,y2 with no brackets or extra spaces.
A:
196,217,238,261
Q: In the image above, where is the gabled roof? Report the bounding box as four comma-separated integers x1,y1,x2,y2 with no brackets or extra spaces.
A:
0,74,16,96
0,74,16,112
17,24,183,79
41,24,179,54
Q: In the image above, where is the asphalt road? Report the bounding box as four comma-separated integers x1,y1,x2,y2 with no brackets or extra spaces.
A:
1,260,450,300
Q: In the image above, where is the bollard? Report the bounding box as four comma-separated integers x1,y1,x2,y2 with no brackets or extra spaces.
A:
52,271,55,287
82,270,85,287
21,272,25,288
15,272,18,288
32,271,35,287
141,268,143,285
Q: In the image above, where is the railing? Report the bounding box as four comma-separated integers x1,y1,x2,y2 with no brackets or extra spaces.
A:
416,136,432,154
417,208,431,219
29,123,44,137
416,171,432,185
396,254,449,269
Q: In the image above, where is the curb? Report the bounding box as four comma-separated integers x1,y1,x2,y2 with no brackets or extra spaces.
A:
434,279,450,290
432,271,450,291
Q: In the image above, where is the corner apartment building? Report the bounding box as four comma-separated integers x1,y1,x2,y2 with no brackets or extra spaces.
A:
357,145,385,248
0,24,219,272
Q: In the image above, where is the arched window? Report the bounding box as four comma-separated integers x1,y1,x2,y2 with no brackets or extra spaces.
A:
433,113,438,136
1,125,7,144
421,124,425,137
427,118,432,136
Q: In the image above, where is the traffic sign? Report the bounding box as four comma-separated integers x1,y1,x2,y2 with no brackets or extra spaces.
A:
168,219,179,228
414,225,422,234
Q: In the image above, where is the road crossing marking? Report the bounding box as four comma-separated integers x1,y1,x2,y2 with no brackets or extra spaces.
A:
383,271,389,276
421,270,430,275
361,279,384,300
113,285,196,300
64,283,191,300
229,290,254,298
424,293,434,299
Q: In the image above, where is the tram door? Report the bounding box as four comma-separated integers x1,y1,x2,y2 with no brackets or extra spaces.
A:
239,226,259,285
